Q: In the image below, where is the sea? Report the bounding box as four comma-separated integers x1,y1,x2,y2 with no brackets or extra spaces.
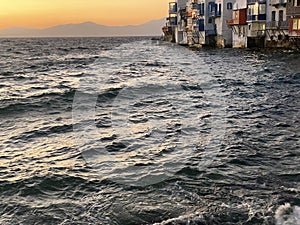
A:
0,37,299,225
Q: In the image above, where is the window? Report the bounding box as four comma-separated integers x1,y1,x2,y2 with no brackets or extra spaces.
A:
208,2,215,16
272,11,276,21
214,3,218,15
198,3,205,15
227,2,233,10
169,2,177,13
234,10,238,19
293,20,297,29
259,4,266,15
292,19,300,30
218,4,222,15
294,0,300,6
253,4,259,15
279,10,284,22
248,7,252,16
202,3,205,15
198,19,205,31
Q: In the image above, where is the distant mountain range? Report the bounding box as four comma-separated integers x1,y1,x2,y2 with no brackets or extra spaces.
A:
0,19,166,37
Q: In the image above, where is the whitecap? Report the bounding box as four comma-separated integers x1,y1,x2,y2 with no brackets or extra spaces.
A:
275,203,300,225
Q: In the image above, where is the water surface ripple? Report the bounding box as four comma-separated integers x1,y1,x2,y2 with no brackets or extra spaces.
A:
0,37,299,225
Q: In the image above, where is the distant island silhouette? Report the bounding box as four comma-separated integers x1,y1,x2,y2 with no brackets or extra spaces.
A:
0,19,165,37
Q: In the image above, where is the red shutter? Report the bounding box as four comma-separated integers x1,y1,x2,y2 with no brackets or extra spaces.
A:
289,19,293,32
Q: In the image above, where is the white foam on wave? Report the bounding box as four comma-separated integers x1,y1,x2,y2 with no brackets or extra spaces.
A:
152,212,205,225
275,203,300,225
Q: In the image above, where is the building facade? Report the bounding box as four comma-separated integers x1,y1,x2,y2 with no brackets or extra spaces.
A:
286,0,300,48
227,0,248,48
246,0,267,47
214,0,236,47
265,0,289,47
287,0,300,37
163,0,300,49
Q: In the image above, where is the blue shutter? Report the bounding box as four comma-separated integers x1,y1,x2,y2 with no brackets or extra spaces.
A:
214,3,218,16
198,19,205,31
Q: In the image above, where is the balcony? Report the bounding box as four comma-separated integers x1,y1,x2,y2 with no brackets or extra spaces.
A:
247,0,266,4
227,18,247,25
248,30,266,37
247,14,266,21
192,18,198,25
227,9,247,25
192,3,198,9
209,10,222,18
270,0,287,6
183,11,193,17
169,16,178,26
227,19,234,25
287,5,300,16
206,29,217,35
266,20,289,29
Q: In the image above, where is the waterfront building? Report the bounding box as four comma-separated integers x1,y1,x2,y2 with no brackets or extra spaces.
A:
213,0,236,47
185,0,203,46
287,0,300,48
163,0,300,49
227,0,248,47
265,0,289,48
162,0,189,44
185,0,235,47
176,0,190,44
246,0,267,47
162,2,178,42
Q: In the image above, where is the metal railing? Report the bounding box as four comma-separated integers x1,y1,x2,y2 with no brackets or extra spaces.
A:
248,30,266,37
191,3,198,9
287,6,300,17
209,11,221,17
247,14,266,21
266,20,289,29
270,0,287,5
247,0,266,4
227,19,234,25
206,29,217,35
192,18,198,25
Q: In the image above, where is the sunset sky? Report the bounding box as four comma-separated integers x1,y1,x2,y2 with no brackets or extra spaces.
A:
0,0,169,29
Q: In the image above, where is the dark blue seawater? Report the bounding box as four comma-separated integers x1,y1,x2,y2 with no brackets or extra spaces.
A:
0,37,299,225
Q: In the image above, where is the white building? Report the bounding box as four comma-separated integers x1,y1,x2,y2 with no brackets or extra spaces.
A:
227,0,248,48
184,0,201,46
214,0,236,47
246,0,267,47
175,0,189,44
265,0,289,47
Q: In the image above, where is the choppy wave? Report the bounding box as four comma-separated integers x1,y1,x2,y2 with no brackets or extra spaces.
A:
0,37,299,224
275,203,300,225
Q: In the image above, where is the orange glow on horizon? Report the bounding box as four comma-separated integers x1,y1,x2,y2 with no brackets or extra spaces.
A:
0,0,170,29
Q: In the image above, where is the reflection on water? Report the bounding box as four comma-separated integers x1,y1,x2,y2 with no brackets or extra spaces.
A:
0,37,299,224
